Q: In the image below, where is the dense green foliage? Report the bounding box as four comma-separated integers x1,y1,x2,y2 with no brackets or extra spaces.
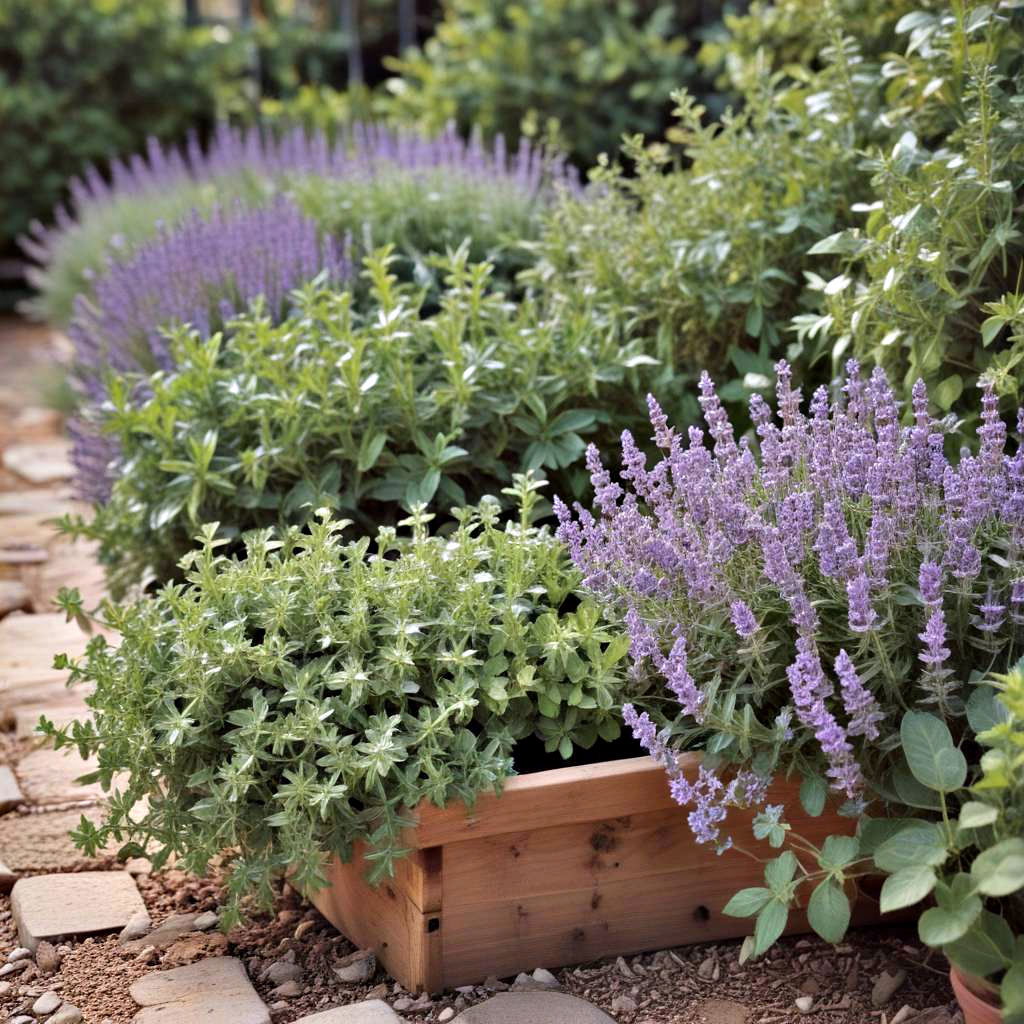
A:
0,0,241,268
63,253,655,595
805,4,1024,418
529,0,1024,429
47,480,636,923
383,0,700,167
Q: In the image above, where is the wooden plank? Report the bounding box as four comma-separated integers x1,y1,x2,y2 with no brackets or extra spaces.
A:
441,783,850,910
409,756,680,848
311,847,440,991
438,863,861,989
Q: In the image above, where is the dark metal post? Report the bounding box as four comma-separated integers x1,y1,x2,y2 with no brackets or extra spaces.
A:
398,0,416,53
184,0,201,27
340,0,364,87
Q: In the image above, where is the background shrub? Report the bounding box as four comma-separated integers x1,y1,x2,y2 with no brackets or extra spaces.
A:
0,0,243,299
382,0,708,168
48,481,637,921
64,252,657,595
799,5,1024,424
26,121,574,328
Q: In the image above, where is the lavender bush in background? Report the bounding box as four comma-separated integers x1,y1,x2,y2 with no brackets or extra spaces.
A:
68,196,350,502
556,361,1023,848
22,121,578,326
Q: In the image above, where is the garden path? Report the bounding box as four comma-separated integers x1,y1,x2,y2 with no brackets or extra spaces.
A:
0,316,963,1023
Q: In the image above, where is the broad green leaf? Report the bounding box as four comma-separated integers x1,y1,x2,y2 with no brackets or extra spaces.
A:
819,835,860,871
970,838,1024,896
958,801,999,830
880,864,937,913
764,851,798,894
874,820,948,872
892,766,943,810
800,775,827,817
753,900,789,956
944,910,1014,978
723,887,772,918
807,879,850,944
901,711,967,792
967,685,1010,736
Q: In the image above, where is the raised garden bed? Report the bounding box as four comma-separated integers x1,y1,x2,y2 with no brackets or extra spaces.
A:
310,754,866,991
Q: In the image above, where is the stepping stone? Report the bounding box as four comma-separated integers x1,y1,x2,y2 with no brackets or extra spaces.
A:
0,579,31,616
130,957,270,1024
0,765,25,812
11,870,146,951
27,537,108,612
14,698,91,738
0,488,79,519
1,513,63,547
294,1002,401,1023
453,992,616,1023
15,747,102,805
0,806,110,872
0,612,92,716
2,439,74,484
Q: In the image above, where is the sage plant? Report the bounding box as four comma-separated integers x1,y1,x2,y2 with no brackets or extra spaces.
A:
556,361,1023,851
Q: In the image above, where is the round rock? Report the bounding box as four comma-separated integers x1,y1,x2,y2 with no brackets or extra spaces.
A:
453,992,615,1024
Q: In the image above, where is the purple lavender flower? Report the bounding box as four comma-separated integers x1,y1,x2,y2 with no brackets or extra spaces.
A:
834,650,884,740
730,600,758,638
919,561,943,610
558,362,1020,844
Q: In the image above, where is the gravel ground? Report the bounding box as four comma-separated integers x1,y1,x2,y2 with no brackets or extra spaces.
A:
0,864,962,1024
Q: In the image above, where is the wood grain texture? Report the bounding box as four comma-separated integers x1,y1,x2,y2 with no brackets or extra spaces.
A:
313,753,868,991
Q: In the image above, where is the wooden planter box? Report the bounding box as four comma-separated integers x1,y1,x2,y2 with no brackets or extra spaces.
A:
310,754,862,992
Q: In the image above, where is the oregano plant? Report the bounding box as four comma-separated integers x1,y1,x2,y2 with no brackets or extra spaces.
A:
44,476,642,924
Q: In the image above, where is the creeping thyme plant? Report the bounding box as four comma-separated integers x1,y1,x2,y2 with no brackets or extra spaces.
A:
47,476,637,924
557,362,1023,955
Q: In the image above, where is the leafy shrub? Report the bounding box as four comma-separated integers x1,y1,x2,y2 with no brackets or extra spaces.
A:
801,5,1024,422
63,252,657,596
382,0,700,168
557,360,1022,952
863,670,1023,1018
526,55,874,423
47,479,635,922
0,0,242,271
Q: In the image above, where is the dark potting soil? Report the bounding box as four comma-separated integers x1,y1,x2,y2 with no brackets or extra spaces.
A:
512,731,644,776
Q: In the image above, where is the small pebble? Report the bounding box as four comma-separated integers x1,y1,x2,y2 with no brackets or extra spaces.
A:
612,995,638,1014
193,911,219,931
7,947,31,963
438,1010,455,1023
393,997,415,1011
795,995,815,1013
50,1006,83,1024
32,990,62,1015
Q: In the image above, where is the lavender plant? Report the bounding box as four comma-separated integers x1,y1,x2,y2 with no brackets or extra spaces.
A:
45,477,637,924
556,360,1023,951
24,121,576,327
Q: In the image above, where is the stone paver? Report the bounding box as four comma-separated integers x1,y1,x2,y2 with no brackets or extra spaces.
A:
0,612,92,715
0,807,110,871
15,746,102,805
2,439,74,484
11,870,146,951
0,763,25,811
0,578,31,615
294,1002,401,1023
453,992,616,1024
0,487,77,518
129,957,270,1024
0,857,16,892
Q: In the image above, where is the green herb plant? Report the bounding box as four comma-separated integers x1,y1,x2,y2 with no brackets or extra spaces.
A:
60,250,657,596
45,477,635,924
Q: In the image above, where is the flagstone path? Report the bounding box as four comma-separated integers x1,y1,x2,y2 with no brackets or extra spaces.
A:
0,316,963,1024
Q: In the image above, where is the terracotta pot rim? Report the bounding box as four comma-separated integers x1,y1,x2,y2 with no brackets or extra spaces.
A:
950,965,1002,1023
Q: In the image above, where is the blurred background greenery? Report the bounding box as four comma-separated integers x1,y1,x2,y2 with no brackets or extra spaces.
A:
0,0,733,310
